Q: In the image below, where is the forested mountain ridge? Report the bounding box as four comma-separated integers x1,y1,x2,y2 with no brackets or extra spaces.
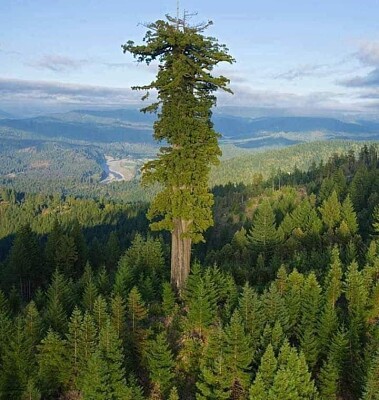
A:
1,108,379,146
0,145,379,399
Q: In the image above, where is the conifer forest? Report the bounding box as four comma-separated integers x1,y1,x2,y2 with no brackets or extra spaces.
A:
0,12,379,400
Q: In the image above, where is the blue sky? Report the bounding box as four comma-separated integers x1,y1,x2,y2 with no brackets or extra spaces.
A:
1,0,379,118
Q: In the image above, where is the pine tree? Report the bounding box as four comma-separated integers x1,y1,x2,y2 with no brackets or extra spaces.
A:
238,283,264,348
126,286,148,371
248,200,281,256
66,307,83,391
299,273,321,370
92,294,108,332
105,231,122,272
196,326,231,400
110,294,127,341
161,281,177,318
80,320,129,400
44,269,71,334
318,355,339,400
0,317,35,400
284,268,304,338
340,195,358,235
344,261,369,398
123,15,234,290
362,351,379,400
37,329,69,398
223,310,253,398
183,272,217,339
319,191,341,231
146,332,175,397
255,344,277,390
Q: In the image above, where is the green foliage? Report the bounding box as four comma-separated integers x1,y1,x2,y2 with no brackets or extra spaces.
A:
123,15,234,243
37,330,69,398
248,200,281,256
223,310,253,397
80,320,129,399
146,332,175,397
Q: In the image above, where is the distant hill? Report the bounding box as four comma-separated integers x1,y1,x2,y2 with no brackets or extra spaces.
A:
0,109,154,143
210,140,378,186
1,108,379,148
0,109,14,119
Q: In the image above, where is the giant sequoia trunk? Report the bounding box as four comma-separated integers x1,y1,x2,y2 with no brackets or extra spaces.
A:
171,218,192,291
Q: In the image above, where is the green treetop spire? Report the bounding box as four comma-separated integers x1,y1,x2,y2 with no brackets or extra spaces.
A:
122,14,234,291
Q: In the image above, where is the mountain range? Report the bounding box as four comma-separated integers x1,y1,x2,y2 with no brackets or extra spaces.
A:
1,108,379,148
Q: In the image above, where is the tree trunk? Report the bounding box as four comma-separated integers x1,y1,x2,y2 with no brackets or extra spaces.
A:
171,218,192,292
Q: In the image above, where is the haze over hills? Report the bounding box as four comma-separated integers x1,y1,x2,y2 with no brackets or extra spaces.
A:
1,108,379,147
0,109,14,119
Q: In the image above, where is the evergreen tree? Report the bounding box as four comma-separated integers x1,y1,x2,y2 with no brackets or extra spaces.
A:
340,195,358,235
299,272,321,370
111,293,127,340
161,281,177,318
146,332,175,398
223,310,253,398
248,200,281,256
37,329,69,398
319,191,341,231
44,269,71,334
92,294,108,332
362,351,379,400
196,326,231,400
80,320,129,399
123,14,234,290
238,283,264,347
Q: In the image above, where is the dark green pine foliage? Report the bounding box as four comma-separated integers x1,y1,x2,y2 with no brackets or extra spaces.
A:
0,317,35,400
54,234,78,278
82,264,99,312
318,247,343,356
23,300,42,347
37,329,70,398
339,195,358,237
111,294,127,340
183,265,217,339
70,219,88,277
362,351,379,400
196,326,231,400
161,281,177,318
251,342,318,399
223,310,253,399
249,344,277,400
123,15,234,290
114,234,165,300
238,283,264,351
45,219,64,271
105,231,122,272
283,268,304,340
126,286,148,372
66,307,84,391
92,294,109,332
318,354,340,400
262,283,290,335
146,331,175,398
299,272,321,370
75,311,97,388
80,320,129,400
318,329,349,400
7,224,43,300
344,261,369,398
269,342,318,400
248,200,281,257
44,269,72,334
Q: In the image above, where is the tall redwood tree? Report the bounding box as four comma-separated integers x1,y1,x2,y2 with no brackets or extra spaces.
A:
123,14,234,291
